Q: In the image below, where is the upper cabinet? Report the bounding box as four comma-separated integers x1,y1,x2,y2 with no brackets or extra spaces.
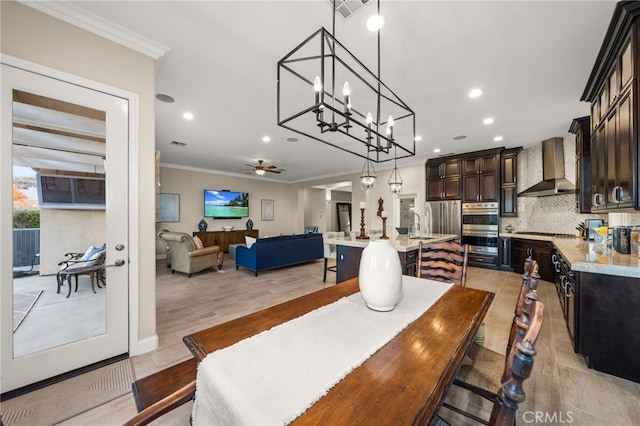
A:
582,3,640,211
461,150,501,203
500,147,522,217
569,117,591,213
426,159,461,200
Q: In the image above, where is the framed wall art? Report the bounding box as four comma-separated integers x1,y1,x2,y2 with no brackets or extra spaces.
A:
261,199,274,221
158,193,180,222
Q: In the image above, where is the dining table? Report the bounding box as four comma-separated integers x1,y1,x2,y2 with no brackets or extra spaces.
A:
183,276,494,425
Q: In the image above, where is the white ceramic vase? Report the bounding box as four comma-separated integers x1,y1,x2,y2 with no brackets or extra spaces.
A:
358,239,403,311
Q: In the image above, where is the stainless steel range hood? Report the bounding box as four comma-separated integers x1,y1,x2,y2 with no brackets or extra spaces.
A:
518,137,577,197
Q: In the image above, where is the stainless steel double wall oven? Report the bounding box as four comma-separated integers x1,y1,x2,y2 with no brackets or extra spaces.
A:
461,202,499,256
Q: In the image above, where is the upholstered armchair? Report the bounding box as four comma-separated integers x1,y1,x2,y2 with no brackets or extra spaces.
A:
159,232,223,277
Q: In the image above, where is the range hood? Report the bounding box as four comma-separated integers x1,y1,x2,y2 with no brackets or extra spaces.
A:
518,137,577,197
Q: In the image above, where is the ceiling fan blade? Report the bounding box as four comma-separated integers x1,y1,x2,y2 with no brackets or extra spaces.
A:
266,170,281,173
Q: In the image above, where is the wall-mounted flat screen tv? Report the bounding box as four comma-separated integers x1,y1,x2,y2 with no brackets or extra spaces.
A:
36,173,106,210
204,190,249,218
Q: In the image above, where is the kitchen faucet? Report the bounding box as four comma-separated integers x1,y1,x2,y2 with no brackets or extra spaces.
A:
413,211,421,236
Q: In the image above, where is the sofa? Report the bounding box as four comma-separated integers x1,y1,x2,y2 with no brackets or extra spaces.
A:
159,231,224,277
235,233,323,276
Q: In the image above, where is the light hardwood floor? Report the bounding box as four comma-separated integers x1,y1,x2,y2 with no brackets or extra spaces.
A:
58,259,640,425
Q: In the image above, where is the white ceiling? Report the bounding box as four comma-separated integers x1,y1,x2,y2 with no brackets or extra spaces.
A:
40,0,617,183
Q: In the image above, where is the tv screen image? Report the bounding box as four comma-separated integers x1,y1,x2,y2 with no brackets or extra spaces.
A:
204,190,249,218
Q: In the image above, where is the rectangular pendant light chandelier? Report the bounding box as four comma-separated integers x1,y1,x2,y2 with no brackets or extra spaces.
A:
276,1,415,164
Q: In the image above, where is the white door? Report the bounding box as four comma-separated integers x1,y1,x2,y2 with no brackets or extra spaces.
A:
1,63,129,392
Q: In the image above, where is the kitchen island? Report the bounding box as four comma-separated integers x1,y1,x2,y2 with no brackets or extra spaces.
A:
325,234,457,283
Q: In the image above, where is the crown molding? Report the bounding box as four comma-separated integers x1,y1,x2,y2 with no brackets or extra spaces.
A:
19,0,170,60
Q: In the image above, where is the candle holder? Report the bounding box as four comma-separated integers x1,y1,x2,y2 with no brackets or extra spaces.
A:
357,208,369,239
380,217,389,239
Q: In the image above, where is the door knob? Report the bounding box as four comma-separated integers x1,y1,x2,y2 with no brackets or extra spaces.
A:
115,244,125,251
106,259,126,267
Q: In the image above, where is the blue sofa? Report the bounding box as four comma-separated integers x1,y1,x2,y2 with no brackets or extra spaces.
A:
235,233,323,276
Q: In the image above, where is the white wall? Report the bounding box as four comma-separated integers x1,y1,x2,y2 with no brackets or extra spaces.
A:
1,0,157,345
156,165,298,250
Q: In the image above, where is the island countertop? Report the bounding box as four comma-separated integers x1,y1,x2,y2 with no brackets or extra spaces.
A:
504,234,640,278
324,234,457,253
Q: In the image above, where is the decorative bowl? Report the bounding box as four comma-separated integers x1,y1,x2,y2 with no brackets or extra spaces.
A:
222,225,234,231
396,227,409,235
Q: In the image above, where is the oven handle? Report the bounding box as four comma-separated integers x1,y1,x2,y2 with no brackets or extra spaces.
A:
462,231,499,237
462,209,499,216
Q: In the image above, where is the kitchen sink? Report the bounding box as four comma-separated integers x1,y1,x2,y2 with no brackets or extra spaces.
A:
409,236,434,240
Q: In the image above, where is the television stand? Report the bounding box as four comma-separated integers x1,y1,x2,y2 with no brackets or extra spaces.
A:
193,229,259,253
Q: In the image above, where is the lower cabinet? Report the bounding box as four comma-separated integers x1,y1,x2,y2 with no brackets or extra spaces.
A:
498,236,513,271
577,271,640,383
336,246,418,283
510,238,553,282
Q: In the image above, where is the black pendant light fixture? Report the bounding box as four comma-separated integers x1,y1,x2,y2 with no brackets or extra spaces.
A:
277,0,416,168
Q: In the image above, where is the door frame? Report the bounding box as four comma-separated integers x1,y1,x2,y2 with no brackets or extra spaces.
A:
1,54,141,358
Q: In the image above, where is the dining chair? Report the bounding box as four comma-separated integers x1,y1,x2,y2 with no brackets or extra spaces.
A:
437,261,542,424
436,298,545,425
453,259,539,397
417,240,469,287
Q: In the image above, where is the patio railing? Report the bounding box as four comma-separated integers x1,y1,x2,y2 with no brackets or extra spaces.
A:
13,228,40,267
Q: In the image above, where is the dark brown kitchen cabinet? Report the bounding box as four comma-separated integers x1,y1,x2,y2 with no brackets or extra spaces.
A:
591,125,607,211
577,271,640,382
582,4,640,211
461,151,500,203
570,117,592,213
498,236,513,271
500,148,521,217
510,238,553,282
426,159,461,200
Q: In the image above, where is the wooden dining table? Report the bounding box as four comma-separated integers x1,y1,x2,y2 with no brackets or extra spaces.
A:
183,277,494,424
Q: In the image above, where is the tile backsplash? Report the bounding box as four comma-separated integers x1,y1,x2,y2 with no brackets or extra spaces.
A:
501,134,607,235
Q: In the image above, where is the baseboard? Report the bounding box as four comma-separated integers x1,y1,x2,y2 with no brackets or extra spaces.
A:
134,334,159,356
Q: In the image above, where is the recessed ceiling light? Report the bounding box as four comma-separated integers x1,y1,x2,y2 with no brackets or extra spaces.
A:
286,137,299,142
262,136,271,142
483,117,494,125
453,135,467,140
366,14,385,31
468,88,483,98
155,93,175,103
414,135,423,142
494,136,504,142
183,112,194,120
434,148,441,153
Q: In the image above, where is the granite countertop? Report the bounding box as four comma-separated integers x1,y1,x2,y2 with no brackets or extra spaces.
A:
553,238,640,278
325,234,457,253
503,233,640,278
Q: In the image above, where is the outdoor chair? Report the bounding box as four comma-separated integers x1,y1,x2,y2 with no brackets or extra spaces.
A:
56,245,107,298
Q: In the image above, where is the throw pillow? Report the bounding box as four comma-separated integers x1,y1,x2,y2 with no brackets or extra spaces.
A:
193,235,204,249
80,246,102,261
245,236,256,249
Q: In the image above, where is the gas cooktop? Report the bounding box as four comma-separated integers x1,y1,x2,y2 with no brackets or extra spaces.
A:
511,231,576,238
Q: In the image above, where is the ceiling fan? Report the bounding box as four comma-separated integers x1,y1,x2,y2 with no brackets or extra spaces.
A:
245,160,284,175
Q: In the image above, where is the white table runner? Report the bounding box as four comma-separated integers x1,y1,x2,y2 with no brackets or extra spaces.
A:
192,276,452,425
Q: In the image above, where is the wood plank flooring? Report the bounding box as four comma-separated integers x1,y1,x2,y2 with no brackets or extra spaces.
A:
57,260,640,425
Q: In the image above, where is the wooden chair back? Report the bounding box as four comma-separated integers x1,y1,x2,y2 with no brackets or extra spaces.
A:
505,258,539,359
417,240,469,287
490,300,545,426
